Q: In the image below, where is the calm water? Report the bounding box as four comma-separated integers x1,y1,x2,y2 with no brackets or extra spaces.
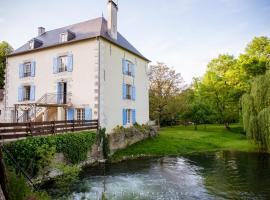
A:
48,151,270,200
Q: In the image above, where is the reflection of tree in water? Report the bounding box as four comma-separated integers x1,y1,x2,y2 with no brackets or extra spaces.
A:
192,151,270,199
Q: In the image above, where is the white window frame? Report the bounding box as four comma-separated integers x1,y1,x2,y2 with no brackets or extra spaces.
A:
58,56,68,72
126,84,132,99
60,33,68,43
23,86,31,101
29,41,34,49
126,109,132,124
127,61,132,76
23,62,31,77
76,109,85,121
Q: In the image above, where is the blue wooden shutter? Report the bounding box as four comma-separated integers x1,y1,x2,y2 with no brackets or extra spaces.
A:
31,61,36,77
85,107,92,120
122,59,125,74
122,109,127,125
53,57,58,74
67,108,74,120
132,86,136,100
122,83,126,99
19,64,23,78
30,85,35,101
18,86,23,102
132,109,136,124
67,54,73,72
132,63,135,77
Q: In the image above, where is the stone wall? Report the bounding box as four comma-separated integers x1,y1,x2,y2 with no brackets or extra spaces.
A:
108,125,159,154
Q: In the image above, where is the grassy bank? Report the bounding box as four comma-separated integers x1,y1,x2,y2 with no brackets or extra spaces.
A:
111,124,259,162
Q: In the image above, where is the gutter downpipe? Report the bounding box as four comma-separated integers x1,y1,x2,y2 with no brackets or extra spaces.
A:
97,37,101,128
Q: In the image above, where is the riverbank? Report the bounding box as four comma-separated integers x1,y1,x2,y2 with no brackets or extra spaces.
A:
110,124,259,162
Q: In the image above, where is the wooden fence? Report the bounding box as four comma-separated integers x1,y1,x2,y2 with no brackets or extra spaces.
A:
0,120,99,140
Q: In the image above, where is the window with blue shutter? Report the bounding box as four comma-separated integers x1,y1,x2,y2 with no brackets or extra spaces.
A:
30,85,35,101
122,109,127,125
122,83,127,99
122,58,126,75
31,61,36,77
132,63,135,77
132,109,136,124
67,108,75,120
132,86,136,101
18,86,23,102
67,54,73,72
53,57,58,74
85,107,92,120
19,64,23,78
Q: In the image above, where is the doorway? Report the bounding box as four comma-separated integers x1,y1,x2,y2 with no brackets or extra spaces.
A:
57,82,67,104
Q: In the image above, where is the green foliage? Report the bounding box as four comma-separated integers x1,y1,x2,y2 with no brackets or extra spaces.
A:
7,170,50,200
0,41,13,88
55,132,96,163
53,164,80,197
4,131,96,177
96,128,110,158
149,62,185,126
111,124,257,162
242,72,270,150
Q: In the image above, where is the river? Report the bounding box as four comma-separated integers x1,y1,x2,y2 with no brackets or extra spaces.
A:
46,151,270,200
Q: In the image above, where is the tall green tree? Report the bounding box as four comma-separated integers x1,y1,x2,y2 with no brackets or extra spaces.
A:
195,54,246,129
149,62,185,125
240,36,270,150
0,41,13,88
238,36,270,78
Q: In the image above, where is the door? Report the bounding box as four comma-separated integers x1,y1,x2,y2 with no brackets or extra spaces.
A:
57,82,67,104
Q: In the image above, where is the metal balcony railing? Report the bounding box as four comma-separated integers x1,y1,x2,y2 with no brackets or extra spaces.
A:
16,92,72,122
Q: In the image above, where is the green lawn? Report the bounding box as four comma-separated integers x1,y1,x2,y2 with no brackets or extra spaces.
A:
111,124,259,162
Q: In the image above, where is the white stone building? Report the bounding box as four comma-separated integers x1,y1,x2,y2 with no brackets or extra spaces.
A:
3,0,150,132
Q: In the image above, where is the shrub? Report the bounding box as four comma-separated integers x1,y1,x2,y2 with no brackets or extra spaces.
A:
4,131,96,177
7,170,50,200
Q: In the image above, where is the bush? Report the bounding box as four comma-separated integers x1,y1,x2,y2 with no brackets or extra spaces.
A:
7,170,50,200
4,131,96,177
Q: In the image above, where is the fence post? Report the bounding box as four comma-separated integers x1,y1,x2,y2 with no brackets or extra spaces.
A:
72,120,75,132
28,122,32,136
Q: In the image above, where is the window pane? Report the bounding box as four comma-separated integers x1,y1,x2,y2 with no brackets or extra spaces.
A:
58,56,68,72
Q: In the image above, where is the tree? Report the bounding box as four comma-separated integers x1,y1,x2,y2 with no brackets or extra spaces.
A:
149,62,185,126
195,54,246,129
238,36,270,78
0,41,13,88
242,72,270,150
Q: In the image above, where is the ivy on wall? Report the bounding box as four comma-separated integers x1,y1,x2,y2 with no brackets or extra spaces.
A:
4,131,96,177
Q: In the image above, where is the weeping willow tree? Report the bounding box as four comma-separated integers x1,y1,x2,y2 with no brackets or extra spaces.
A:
242,72,270,150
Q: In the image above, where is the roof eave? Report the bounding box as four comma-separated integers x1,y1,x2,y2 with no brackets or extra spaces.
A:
7,36,151,62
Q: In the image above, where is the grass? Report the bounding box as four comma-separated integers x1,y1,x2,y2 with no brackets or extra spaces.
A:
111,124,259,162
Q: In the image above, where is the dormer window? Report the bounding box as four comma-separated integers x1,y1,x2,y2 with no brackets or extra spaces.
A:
29,40,34,49
28,39,43,50
60,33,68,43
59,30,75,43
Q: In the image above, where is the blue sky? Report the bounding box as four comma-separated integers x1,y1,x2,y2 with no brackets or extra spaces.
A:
1,0,270,83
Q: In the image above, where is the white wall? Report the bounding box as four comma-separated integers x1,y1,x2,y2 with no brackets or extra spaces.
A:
5,39,99,121
99,38,149,132
5,37,149,133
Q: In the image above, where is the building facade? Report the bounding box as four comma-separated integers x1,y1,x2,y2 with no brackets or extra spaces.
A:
3,0,150,132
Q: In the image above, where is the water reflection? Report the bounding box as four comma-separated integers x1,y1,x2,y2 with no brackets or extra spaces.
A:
48,151,270,200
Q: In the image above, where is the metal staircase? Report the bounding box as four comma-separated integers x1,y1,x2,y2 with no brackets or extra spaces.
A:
16,92,72,122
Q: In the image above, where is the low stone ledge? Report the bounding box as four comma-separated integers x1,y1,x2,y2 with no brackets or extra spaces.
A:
108,125,159,154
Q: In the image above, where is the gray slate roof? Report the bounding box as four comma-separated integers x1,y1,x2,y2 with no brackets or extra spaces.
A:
9,17,149,61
